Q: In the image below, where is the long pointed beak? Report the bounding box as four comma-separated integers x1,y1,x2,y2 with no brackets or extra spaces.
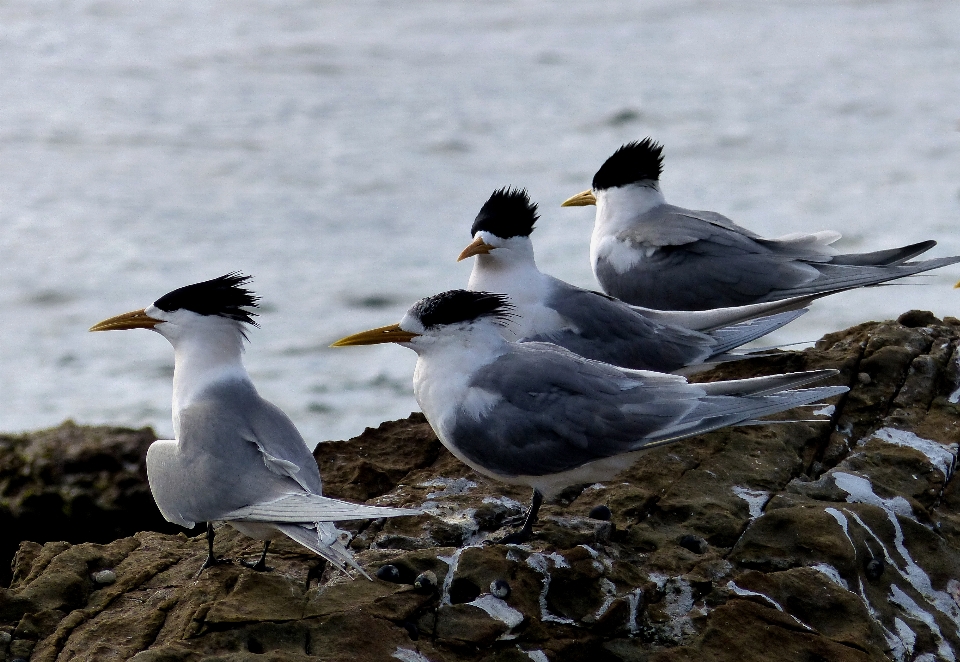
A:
561,189,597,207
331,323,420,347
457,236,494,262
955,281,960,289
90,309,163,332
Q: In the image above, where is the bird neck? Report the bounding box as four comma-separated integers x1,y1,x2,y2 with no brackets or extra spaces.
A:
591,182,665,272
467,236,545,300
170,323,251,415
595,182,664,234
412,322,509,362
412,324,508,429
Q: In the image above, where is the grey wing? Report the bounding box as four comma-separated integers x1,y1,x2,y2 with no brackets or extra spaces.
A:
192,380,322,494
600,205,953,310
452,343,705,477
521,279,716,371
598,205,823,309
623,204,778,249
243,388,324,495
164,395,311,524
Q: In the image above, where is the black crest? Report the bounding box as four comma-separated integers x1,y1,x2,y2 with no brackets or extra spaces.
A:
470,187,538,239
592,138,664,190
154,273,260,326
411,290,514,329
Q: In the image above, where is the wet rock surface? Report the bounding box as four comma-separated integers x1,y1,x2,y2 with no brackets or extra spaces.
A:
2,312,960,661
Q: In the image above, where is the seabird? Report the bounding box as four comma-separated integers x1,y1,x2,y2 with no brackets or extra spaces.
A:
562,138,960,310
459,187,818,372
90,273,419,577
332,289,847,542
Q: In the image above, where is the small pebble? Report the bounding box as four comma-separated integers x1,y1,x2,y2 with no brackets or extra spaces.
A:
376,564,402,583
92,569,117,585
414,570,437,593
12,658,28,662
865,559,884,580
857,372,872,385
678,534,708,555
588,505,612,521
490,579,511,599
0,631,11,644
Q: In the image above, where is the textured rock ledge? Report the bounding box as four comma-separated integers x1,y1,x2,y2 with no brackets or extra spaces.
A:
3,311,960,661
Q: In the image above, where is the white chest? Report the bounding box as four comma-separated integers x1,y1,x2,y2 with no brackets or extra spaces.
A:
593,234,649,274
413,352,501,439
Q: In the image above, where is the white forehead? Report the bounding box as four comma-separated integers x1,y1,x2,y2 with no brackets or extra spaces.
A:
399,311,426,334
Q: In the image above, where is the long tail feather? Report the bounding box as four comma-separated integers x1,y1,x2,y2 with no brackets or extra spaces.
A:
830,240,936,266
706,309,806,356
762,256,960,301
220,494,421,523
276,522,373,580
697,369,840,397
634,292,822,331
643,384,848,447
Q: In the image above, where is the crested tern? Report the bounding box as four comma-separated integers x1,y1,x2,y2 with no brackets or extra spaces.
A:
459,187,818,372
562,138,960,310
90,273,419,577
332,290,847,542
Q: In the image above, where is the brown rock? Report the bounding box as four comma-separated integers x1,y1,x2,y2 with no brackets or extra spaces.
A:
650,599,877,662
313,413,442,501
0,422,179,586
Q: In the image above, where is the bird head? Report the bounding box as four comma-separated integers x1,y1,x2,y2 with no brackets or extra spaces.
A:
561,137,664,207
332,290,514,351
457,188,539,262
89,273,260,343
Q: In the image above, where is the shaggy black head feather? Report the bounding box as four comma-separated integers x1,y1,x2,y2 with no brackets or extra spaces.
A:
411,290,514,329
470,187,538,239
154,273,260,325
592,138,664,190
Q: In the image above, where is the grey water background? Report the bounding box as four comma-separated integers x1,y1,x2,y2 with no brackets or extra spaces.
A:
1,0,959,446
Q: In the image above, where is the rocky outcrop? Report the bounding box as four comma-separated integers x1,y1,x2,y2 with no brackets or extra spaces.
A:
2,312,960,661
0,423,179,587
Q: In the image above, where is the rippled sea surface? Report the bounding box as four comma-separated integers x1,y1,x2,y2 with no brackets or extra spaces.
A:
2,0,959,444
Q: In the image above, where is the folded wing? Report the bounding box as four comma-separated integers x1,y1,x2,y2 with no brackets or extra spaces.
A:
452,344,846,478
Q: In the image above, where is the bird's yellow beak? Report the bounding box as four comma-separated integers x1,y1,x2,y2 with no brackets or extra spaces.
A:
954,280,960,289
457,236,494,262
331,323,420,347
561,190,597,207
89,309,163,332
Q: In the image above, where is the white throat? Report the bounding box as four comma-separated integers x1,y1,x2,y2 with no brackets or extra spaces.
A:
594,182,664,234
467,235,547,306
155,316,251,429
411,322,507,444
591,182,665,270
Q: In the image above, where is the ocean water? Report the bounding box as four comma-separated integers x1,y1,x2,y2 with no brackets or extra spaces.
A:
1,0,959,445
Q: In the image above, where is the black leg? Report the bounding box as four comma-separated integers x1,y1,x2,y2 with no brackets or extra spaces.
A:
196,522,218,575
195,522,231,576
498,489,543,544
241,541,272,572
